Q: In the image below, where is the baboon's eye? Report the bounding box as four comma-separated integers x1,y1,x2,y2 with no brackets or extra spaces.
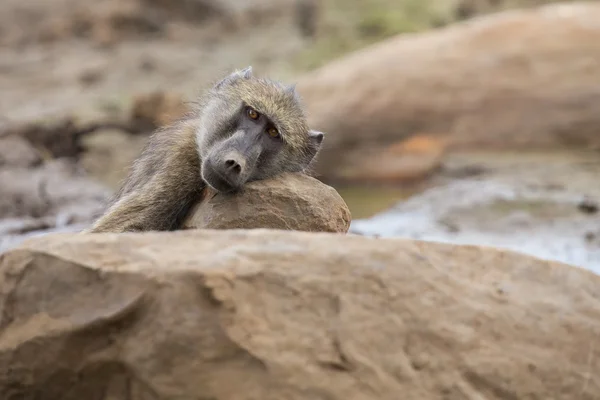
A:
247,107,259,120
266,127,279,138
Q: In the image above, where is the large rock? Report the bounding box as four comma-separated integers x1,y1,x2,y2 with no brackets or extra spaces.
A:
297,2,600,181
183,173,352,233
331,134,446,184
1,229,599,399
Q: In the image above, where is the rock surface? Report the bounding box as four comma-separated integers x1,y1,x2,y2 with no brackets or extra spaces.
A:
183,173,352,233
1,229,600,399
351,150,600,275
297,2,600,180
333,134,446,184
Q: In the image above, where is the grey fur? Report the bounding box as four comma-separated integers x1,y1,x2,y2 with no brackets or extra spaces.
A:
86,69,325,233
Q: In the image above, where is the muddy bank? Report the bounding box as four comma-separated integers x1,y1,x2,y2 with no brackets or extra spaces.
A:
0,158,110,252
351,150,600,274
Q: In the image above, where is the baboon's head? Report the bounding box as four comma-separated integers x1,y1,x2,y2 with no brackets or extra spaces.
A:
196,67,324,193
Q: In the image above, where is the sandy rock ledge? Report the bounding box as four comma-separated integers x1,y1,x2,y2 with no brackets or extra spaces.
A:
0,229,599,399
183,172,352,233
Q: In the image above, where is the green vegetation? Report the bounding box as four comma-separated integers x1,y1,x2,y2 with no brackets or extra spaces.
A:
295,0,449,70
295,0,580,71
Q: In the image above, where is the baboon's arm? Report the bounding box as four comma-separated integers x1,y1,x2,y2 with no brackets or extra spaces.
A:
86,120,204,233
87,172,203,233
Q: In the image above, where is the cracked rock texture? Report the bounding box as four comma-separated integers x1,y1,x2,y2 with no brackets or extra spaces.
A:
1,229,600,399
183,173,352,233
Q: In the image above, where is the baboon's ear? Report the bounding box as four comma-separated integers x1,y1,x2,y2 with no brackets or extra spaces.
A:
214,66,253,89
304,130,325,165
309,130,324,147
239,66,253,79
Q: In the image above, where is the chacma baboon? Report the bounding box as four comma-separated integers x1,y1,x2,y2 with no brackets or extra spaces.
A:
87,67,324,233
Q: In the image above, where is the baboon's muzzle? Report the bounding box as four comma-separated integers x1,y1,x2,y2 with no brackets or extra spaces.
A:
202,130,262,193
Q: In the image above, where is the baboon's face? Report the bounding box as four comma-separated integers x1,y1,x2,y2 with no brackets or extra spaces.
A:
197,68,324,193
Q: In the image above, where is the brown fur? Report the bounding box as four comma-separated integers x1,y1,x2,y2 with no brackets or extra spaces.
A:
86,68,324,233
87,116,203,233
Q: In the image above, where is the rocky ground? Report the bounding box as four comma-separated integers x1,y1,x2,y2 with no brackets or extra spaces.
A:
2,1,600,397
2,0,600,275
2,229,599,399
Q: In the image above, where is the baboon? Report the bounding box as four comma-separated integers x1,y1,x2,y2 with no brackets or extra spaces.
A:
86,67,324,233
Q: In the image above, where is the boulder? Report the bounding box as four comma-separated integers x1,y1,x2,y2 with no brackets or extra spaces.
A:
332,134,446,184
296,2,600,181
183,173,352,233
1,230,599,399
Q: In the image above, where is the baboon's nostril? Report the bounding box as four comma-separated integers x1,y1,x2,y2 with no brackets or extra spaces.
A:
225,159,242,175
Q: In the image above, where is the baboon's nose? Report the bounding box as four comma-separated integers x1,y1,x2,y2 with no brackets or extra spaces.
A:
223,156,245,181
225,159,240,172
217,149,250,190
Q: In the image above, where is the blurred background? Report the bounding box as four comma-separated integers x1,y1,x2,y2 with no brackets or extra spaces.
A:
1,0,600,273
